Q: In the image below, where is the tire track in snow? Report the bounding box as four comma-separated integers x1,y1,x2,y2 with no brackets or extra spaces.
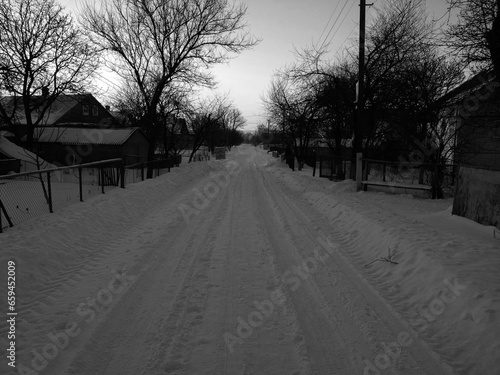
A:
252,165,357,374
211,159,309,375
258,163,454,375
50,165,233,374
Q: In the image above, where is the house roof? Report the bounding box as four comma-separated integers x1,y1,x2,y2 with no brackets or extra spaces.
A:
0,135,55,169
1,95,86,126
0,93,117,127
436,70,498,107
33,127,147,146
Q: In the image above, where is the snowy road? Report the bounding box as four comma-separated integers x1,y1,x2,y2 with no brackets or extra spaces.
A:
3,145,495,375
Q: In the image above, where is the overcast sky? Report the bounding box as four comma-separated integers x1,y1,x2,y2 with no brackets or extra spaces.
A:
61,0,451,131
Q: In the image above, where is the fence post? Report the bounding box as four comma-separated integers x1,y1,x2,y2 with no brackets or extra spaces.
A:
47,172,53,213
79,167,83,202
141,163,145,181
120,160,125,189
101,167,105,194
0,199,14,232
383,163,387,182
363,161,369,181
432,163,439,199
356,153,363,191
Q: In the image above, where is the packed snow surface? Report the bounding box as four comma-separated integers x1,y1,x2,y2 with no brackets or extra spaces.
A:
0,145,498,375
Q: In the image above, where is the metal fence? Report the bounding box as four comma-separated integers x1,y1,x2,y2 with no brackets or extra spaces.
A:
124,158,176,184
316,156,457,197
318,157,353,180
361,159,457,197
0,156,179,232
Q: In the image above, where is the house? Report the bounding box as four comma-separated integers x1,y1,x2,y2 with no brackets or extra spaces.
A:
32,127,149,166
0,93,121,141
438,70,500,229
158,115,195,157
438,70,500,169
0,93,149,166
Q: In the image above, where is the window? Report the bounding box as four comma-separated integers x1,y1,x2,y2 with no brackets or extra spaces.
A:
92,105,99,116
82,105,90,116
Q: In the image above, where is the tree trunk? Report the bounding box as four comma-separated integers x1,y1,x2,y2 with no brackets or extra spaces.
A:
146,140,156,179
486,2,500,80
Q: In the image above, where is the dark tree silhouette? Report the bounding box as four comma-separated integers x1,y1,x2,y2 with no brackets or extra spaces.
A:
81,0,259,177
446,0,499,75
0,0,98,148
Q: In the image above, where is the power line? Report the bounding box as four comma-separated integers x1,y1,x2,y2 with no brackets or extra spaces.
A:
94,71,123,93
315,1,342,49
317,0,350,52
332,1,377,60
333,24,358,59
328,1,357,50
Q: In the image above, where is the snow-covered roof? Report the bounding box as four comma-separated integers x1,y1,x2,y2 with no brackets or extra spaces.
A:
33,127,146,146
1,95,83,126
437,70,497,107
0,135,55,170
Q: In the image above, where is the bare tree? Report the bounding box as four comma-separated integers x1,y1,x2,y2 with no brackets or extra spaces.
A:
446,0,499,76
158,86,192,159
345,0,439,160
224,108,246,149
315,62,357,178
0,0,99,149
186,96,222,163
264,69,321,170
81,0,259,177
217,104,246,150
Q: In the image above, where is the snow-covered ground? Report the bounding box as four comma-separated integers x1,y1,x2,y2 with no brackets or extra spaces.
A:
0,145,498,375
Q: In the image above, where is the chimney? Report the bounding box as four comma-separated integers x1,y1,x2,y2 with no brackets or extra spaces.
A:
105,105,111,111
41,87,49,97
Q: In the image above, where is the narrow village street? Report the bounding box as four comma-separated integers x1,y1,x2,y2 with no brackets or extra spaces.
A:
4,146,461,375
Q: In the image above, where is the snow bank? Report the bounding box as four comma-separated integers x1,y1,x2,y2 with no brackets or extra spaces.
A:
266,156,500,375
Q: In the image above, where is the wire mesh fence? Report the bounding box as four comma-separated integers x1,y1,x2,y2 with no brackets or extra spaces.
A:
124,158,177,185
0,173,50,228
316,156,458,198
361,159,458,198
318,157,353,180
0,156,183,232
0,159,123,232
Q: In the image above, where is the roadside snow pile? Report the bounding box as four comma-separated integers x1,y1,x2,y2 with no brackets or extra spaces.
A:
266,158,500,375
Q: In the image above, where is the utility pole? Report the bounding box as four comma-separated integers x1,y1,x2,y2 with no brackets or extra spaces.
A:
355,0,371,189
355,0,368,156
282,109,286,152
